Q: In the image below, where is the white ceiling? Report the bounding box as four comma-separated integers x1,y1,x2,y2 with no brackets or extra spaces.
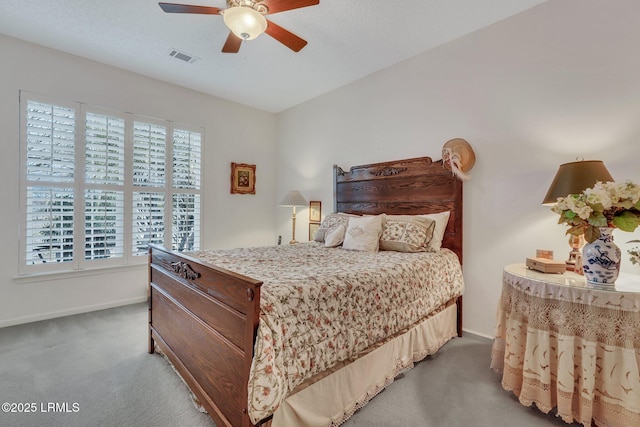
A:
0,0,547,113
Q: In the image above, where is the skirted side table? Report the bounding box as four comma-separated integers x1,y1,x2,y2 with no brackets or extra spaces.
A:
491,264,640,427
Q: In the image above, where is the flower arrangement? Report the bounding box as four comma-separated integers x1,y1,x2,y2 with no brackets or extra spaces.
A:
551,180,640,243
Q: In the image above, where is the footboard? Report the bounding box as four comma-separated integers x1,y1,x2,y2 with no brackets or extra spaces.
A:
148,244,262,427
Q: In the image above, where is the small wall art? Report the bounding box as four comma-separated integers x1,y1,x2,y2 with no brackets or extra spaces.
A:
309,222,320,241
230,162,256,194
309,201,321,223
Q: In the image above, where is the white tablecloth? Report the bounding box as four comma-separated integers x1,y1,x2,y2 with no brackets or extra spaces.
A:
491,264,640,427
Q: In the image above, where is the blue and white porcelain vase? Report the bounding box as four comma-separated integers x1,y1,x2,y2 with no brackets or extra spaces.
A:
581,227,621,287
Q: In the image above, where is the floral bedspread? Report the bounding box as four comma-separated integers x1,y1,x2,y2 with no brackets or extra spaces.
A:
189,243,464,423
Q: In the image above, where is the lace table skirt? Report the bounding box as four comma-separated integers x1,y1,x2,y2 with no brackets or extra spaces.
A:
491,266,640,427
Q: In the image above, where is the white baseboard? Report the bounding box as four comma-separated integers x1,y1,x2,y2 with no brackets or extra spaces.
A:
461,328,493,342
0,296,148,329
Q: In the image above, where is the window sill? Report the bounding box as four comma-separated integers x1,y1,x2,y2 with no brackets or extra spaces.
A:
14,263,147,284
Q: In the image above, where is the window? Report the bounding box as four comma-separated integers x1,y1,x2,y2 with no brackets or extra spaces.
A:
19,92,203,274
172,129,201,252
131,120,168,257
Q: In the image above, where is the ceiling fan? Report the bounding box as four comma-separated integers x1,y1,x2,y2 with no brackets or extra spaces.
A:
159,0,319,53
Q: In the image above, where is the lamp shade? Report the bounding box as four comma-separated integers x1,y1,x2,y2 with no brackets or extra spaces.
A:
222,6,267,40
279,190,307,207
542,160,614,205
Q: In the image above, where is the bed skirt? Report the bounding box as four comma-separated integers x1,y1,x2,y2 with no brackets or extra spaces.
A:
266,303,458,427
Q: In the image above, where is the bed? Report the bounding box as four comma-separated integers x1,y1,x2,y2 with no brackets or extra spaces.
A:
148,155,465,427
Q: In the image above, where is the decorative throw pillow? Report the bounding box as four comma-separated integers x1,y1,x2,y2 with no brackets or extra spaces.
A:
379,215,436,252
313,227,328,242
314,213,359,243
421,211,450,251
343,215,383,252
324,224,346,248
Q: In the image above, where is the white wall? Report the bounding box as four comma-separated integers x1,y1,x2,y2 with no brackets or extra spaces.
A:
0,34,278,327
4,0,640,336
276,0,640,337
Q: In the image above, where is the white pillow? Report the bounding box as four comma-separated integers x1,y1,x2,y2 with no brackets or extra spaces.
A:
313,227,328,242
314,213,359,243
324,224,346,248
421,211,450,251
343,215,383,252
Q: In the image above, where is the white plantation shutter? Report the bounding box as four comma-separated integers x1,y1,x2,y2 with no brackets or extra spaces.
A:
172,193,200,252
85,113,125,185
131,120,167,255
25,187,74,265
85,190,124,260
171,128,202,252
83,111,126,263
19,92,203,274
25,101,75,182
133,122,166,186
132,192,165,256
173,129,201,189
24,99,76,266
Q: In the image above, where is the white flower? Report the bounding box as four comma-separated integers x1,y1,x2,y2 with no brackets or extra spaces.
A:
574,204,593,220
584,184,613,209
550,179,640,242
562,194,593,220
553,197,569,212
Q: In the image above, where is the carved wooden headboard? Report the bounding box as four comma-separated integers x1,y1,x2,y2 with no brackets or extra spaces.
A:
333,156,463,264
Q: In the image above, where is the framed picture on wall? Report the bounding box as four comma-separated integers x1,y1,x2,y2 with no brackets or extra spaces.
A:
309,201,321,223
309,222,320,241
230,162,256,194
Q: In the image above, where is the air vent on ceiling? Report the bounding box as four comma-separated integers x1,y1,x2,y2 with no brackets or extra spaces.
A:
169,49,199,64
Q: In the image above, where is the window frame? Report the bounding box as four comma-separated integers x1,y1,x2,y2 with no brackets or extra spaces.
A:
18,91,204,276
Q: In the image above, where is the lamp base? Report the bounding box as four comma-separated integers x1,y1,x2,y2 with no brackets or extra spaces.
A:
288,209,298,245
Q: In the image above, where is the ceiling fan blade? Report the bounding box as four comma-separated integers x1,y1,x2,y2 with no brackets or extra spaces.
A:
159,3,221,14
261,0,319,15
265,20,307,52
222,32,242,53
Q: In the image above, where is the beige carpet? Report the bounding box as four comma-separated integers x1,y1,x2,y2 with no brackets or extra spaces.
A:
0,303,579,427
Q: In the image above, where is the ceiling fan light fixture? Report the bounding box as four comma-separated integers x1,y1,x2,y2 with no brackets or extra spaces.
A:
222,6,267,41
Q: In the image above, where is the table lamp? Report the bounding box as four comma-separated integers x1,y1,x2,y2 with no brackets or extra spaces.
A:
279,190,308,244
542,159,614,270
